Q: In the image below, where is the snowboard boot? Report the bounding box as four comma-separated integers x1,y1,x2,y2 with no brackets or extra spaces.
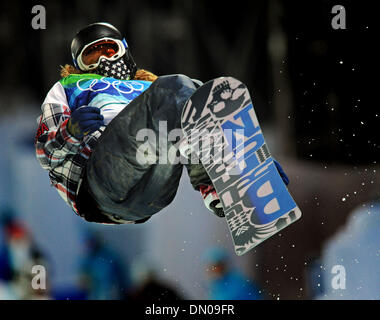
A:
199,185,225,218
179,138,225,218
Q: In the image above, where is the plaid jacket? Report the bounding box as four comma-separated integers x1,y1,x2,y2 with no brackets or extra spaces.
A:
35,81,104,216
36,74,151,217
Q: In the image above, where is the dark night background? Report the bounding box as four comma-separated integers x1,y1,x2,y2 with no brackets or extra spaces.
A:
0,0,378,300
1,0,376,164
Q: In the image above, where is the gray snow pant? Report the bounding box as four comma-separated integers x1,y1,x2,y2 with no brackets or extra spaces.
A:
77,74,212,224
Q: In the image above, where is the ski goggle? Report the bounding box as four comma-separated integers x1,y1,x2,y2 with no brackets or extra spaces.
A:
76,38,126,71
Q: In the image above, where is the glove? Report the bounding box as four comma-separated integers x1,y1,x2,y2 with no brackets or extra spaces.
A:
273,159,290,185
67,106,104,139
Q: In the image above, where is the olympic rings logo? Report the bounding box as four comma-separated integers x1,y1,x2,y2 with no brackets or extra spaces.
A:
76,77,145,94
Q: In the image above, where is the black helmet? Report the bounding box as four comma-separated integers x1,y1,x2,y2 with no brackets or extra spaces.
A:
71,22,137,79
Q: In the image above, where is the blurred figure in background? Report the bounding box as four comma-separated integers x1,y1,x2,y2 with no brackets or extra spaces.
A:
0,211,16,299
203,247,262,300
126,256,183,301
79,231,129,300
0,211,51,299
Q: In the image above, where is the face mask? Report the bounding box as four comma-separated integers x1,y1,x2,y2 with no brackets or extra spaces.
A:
95,57,131,80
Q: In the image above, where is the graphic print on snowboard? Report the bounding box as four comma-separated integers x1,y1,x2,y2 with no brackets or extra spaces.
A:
181,77,302,255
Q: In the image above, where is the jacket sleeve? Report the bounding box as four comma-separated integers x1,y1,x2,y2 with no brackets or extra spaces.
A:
35,81,81,171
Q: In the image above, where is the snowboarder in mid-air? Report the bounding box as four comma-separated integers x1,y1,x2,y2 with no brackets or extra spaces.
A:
35,22,288,226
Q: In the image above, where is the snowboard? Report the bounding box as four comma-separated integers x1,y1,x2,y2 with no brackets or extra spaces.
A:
181,77,302,256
